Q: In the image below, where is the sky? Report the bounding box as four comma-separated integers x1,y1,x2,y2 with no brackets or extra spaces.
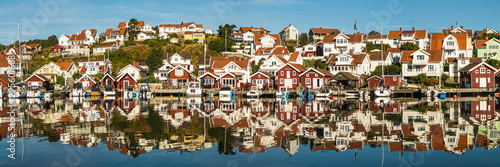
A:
1,0,499,45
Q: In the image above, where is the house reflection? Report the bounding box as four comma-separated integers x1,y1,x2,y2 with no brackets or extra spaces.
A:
2,97,500,158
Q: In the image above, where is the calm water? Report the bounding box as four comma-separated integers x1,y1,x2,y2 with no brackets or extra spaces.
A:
1,97,499,167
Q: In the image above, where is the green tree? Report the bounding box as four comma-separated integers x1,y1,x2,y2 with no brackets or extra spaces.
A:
486,59,500,67
365,41,390,52
72,73,81,80
298,33,309,45
400,42,420,50
208,37,235,53
146,47,164,75
371,65,401,76
184,40,193,44
441,73,449,82
368,31,380,35
252,59,264,74
412,73,428,85
128,18,140,41
56,76,65,85
217,24,237,38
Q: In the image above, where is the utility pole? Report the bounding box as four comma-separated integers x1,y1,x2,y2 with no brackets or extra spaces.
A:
225,29,227,52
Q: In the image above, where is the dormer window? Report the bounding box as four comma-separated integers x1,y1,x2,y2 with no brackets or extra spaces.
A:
447,41,454,46
336,39,348,43
416,55,424,60
339,57,349,61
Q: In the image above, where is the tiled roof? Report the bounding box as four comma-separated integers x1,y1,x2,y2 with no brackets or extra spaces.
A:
280,25,291,33
159,22,194,28
457,62,483,72
28,74,49,81
369,51,389,61
474,39,488,49
270,46,289,55
118,21,144,28
351,54,367,64
0,53,20,67
442,28,473,37
212,59,249,69
400,50,441,63
69,29,97,41
310,28,339,34
254,47,273,55
323,33,363,43
288,63,307,72
387,29,427,39
339,72,359,80
366,34,387,39
430,33,468,50
53,62,73,71
105,28,127,36
386,48,401,53
254,34,281,46
288,51,300,61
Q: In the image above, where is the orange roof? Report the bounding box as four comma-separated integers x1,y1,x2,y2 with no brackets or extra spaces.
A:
388,29,427,39
118,21,144,28
280,25,291,33
323,33,363,43
53,62,73,71
254,34,281,46
369,51,389,61
105,29,112,36
196,24,203,28
288,63,307,72
401,50,442,63
159,22,194,28
442,28,473,36
474,39,488,49
212,59,249,69
93,44,115,48
105,28,127,36
432,33,468,50
69,29,97,41
0,53,20,67
310,28,339,34
266,55,289,64
366,34,387,39
254,47,273,55
451,33,467,50
288,51,300,61
119,28,127,35
270,46,289,55
386,47,401,53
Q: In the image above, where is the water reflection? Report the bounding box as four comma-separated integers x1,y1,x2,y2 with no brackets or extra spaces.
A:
1,97,500,158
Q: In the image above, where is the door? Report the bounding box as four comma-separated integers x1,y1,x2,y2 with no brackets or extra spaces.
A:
83,81,90,88
286,71,290,78
285,79,293,88
124,80,129,89
313,79,318,89
480,78,487,88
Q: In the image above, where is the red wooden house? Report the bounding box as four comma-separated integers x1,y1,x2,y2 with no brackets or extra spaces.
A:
460,100,496,125
275,63,307,90
116,72,136,90
167,65,197,87
197,71,219,88
100,73,115,88
458,62,497,88
300,101,327,123
249,72,275,90
25,74,50,89
367,75,403,90
53,45,65,54
276,100,300,125
218,73,239,88
299,68,332,89
117,99,136,115
74,74,97,89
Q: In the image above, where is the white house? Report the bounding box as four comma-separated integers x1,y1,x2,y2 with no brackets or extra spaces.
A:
78,59,111,69
104,28,128,45
369,51,393,72
58,35,71,46
366,34,389,45
136,32,155,41
67,29,99,46
158,22,201,34
386,48,402,63
400,49,443,78
297,43,322,60
92,44,119,56
141,24,154,32
253,34,281,53
429,33,473,81
0,53,22,77
279,24,298,41
167,52,193,72
33,62,78,82
288,51,304,65
322,33,366,55
326,53,371,75
63,44,90,57
260,55,289,75
211,59,250,85
388,27,428,49
119,63,147,80
153,62,174,82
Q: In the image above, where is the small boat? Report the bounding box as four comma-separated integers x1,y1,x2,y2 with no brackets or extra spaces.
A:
374,97,392,107
43,92,53,101
123,88,136,99
26,86,42,98
219,86,233,102
344,92,359,99
186,82,202,96
8,86,27,99
70,83,84,97
138,85,154,99
246,86,260,98
315,88,331,98
359,90,370,101
374,86,391,97
103,87,116,96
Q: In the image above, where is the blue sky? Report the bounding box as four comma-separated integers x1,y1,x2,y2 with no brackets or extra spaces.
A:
1,0,499,45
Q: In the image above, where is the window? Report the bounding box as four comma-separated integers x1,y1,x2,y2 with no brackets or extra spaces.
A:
484,53,488,58
280,79,283,84
447,41,454,46
488,70,491,73
416,66,421,72
417,55,424,60
480,68,486,73
272,62,277,66
475,70,479,74
408,66,412,72
325,47,331,52
293,79,297,84
428,65,434,71
489,45,499,49
281,71,284,76
476,78,478,83
488,78,491,83
393,76,397,81
293,71,296,76
306,78,311,84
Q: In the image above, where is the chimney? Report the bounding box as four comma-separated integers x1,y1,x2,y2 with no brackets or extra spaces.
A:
399,27,402,31
181,22,183,25
461,26,463,29
451,26,454,30
412,27,415,31
289,24,291,26
349,49,353,54
486,36,489,40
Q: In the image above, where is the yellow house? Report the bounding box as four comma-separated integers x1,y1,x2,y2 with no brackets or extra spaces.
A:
183,32,205,44
170,37,179,44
